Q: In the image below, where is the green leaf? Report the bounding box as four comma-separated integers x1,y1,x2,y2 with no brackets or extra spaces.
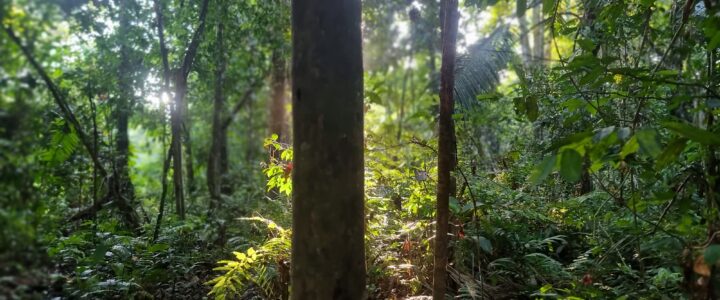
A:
620,136,639,159
560,149,582,183
636,129,662,158
579,67,603,85
477,236,493,253
704,245,720,265
577,39,595,52
593,126,615,142
148,243,170,253
530,155,557,185
543,0,556,15
517,0,527,17
709,32,720,50
40,120,79,166
656,138,687,169
526,97,539,121
662,121,720,145
366,90,382,104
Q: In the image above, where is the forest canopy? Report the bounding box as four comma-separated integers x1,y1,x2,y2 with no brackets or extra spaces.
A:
1,0,720,298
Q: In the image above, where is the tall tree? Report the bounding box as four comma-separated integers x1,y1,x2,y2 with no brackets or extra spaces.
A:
207,15,227,212
433,0,459,298
154,0,210,219
115,0,139,228
290,0,366,298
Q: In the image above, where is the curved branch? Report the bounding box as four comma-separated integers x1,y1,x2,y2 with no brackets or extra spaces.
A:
3,25,107,177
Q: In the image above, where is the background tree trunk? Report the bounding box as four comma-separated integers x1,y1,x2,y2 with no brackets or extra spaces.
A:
269,50,288,149
532,3,544,64
290,0,366,298
433,0,459,298
171,71,186,219
115,0,140,229
208,19,226,212
517,7,531,66
169,0,210,219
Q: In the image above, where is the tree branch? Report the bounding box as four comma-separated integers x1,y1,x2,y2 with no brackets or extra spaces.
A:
222,86,257,130
153,0,171,88
180,0,211,78
3,25,107,177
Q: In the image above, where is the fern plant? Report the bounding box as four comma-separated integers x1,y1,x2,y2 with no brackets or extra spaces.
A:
207,217,291,300
39,118,79,166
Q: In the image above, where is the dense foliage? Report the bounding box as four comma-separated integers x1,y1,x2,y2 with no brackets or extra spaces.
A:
1,0,719,298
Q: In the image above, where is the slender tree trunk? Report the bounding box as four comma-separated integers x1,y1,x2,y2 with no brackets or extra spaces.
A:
290,0,366,298
518,9,531,65
185,119,195,194
116,0,140,229
208,19,226,212
246,94,255,165
397,57,410,141
433,0,459,298
151,0,172,238
269,50,288,149
166,0,210,219
172,71,186,219
532,3,544,64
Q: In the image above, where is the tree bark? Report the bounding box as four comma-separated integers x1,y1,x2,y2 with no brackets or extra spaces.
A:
290,0,366,298
433,0,459,298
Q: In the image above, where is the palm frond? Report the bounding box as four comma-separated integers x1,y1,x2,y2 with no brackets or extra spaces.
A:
454,26,514,111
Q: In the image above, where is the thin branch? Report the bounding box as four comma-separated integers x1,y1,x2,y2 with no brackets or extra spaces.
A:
180,0,211,78
632,0,695,128
222,89,254,130
153,146,173,242
3,25,107,177
153,0,171,88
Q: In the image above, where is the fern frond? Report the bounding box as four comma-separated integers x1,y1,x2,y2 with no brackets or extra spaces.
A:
454,26,514,112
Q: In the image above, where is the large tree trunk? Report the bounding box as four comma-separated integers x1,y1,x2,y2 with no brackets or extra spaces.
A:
269,50,288,148
290,0,366,298
433,0,459,298
208,19,227,212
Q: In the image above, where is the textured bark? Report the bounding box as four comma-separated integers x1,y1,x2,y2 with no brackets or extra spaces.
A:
269,50,288,147
290,0,366,298
433,0,459,298
208,19,227,212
